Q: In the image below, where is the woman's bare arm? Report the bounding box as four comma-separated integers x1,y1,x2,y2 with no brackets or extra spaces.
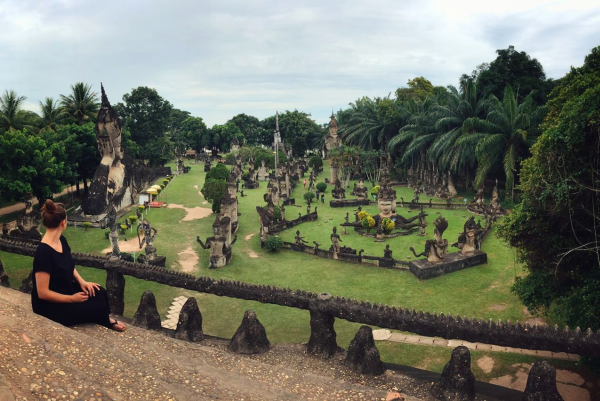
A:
35,272,88,303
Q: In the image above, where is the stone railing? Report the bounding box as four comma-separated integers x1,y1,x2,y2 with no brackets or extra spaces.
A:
1,236,599,358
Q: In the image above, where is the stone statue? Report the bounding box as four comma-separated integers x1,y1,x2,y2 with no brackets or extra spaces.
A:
490,180,502,212
409,216,449,264
323,113,341,157
10,194,42,241
419,207,427,236
383,244,393,259
331,179,346,200
137,219,158,262
106,206,125,259
294,230,308,246
377,169,397,214
330,226,343,254
456,217,478,255
354,179,368,200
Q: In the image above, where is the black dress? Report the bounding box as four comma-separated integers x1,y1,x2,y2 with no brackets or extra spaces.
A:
31,235,112,327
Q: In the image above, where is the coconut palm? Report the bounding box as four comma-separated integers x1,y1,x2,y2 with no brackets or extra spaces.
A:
39,97,66,132
340,96,410,151
462,86,536,200
60,82,99,125
0,90,27,132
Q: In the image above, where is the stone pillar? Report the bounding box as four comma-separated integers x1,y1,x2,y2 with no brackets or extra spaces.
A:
522,361,564,401
0,260,10,288
345,326,385,375
430,346,475,401
132,290,162,330
307,293,337,358
229,310,270,354
106,269,125,315
19,271,33,294
174,297,204,342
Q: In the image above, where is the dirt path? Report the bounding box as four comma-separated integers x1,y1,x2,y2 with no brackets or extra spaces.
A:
166,204,212,221
0,185,77,216
176,246,199,273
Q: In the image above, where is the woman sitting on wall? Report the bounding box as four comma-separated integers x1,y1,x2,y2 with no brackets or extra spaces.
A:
31,199,126,331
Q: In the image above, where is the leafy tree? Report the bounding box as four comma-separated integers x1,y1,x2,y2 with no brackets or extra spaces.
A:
308,155,323,169
206,162,230,181
395,77,435,102
181,117,208,153
476,46,556,105
39,97,66,133
497,47,600,337
228,113,269,146
316,182,327,193
169,109,191,134
262,110,325,155
0,130,69,204
0,90,29,133
59,82,99,125
303,191,315,203
206,122,243,156
463,86,539,197
264,235,283,252
115,86,173,165
201,178,228,213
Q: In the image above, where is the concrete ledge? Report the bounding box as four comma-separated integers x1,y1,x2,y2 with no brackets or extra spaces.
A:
409,250,487,279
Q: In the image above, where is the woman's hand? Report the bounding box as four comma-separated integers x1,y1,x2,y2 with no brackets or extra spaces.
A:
80,281,100,297
71,292,89,303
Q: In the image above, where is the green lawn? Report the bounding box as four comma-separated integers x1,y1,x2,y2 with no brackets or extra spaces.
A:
2,159,585,380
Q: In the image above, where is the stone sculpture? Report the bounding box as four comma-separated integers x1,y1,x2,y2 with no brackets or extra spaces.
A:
197,214,237,269
330,226,343,254
137,219,165,266
377,169,397,215
79,84,156,216
455,217,478,255
522,361,564,401
324,112,341,157
295,230,308,246
0,260,10,288
331,179,346,200
173,297,204,342
257,159,269,181
105,206,124,260
354,179,368,200
409,216,449,264
10,194,41,241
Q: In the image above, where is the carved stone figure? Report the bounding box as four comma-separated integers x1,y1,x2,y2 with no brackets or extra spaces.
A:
137,219,159,263
230,136,240,152
295,230,308,246
10,194,42,240
459,217,478,255
330,226,342,254
490,180,502,212
323,112,341,157
257,159,269,181
331,179,346,200
377,169,397,214
383,244,393,259
431,346,475,401
409,216,449,264
354,179,368,200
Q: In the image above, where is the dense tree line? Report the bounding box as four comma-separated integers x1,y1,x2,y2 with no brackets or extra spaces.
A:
338,46,555,196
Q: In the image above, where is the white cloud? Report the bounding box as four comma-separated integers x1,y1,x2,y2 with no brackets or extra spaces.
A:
1,0,598,126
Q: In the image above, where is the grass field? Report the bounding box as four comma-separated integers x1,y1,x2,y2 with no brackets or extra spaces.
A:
1,159,587,382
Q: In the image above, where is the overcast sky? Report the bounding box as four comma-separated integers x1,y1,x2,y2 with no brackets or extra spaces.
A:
0,0,598,126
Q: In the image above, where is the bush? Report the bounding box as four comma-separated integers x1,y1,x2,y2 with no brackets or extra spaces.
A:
272,206,282,221
361,216,375,232
138,205,145,211
357,211,368,221
120,224,128,230
206,163,230,181
303,192,315,203
308,155,323,169
160,184,165,189
316,182,327,193
104,230,110,240
242,172,250,181
83,222,91,231
382,218,395,234
371,185,380,195
162,179,169,185
128,215,138,223
264,235,283,252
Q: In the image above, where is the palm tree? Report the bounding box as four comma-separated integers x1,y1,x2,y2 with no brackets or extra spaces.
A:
462,86,536,200
0,90,27,132
428,80,486,188
60,82,99,125
39,97,66,132
340,96,410,151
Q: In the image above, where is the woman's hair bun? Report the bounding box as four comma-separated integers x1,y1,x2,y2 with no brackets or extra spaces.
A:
43,199,56,213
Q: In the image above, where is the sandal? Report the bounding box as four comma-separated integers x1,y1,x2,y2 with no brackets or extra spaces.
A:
109,319,126,332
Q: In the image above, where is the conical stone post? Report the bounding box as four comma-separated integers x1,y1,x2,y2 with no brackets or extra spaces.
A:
344,326,385,375
431,346,475,401
0,260,10,288
19,271,33,294
173,297,204,342
132,290,162,330
229,310,270,354
522,360,564,401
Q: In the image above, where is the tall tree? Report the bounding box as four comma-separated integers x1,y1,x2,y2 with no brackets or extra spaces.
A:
497,47,600,342
395,77,435,102
115,86,173,165
476,46,555,105
59,82,99,125
462,86,538,198
181,117,208,153
206,122,243,156
39,97,66,133
228,113,268,146
0,90,28,133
